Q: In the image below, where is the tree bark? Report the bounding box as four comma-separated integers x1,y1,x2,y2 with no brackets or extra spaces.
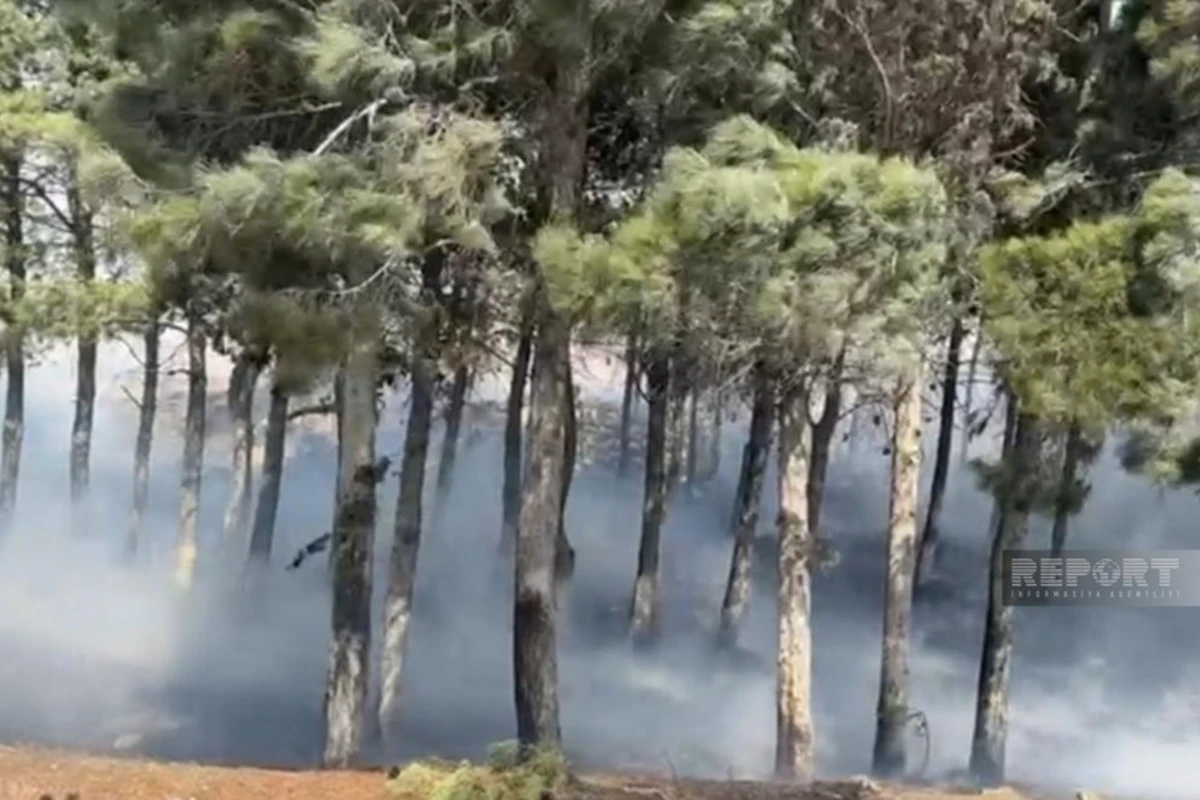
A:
555,347,577,606
67,164,97,518
126,319,159,557
685,388,700,489
960,320,984,466
247,380,288,565
434,363,470,510
501,287,535,553
700,388,723,483
872,363,924,777
175,313,207,590
328,370,346,580
970,407,1038,786
0,151,25,534
630,349,671,641
380,253,443,740
665,366,688,493
514,301,569,748
718,360,774,644
323,336,380,767
916,317,965,586
808,347,846,538
221,354,261,550
617,330,638,478
1050,420,1083,558
775,383,815,782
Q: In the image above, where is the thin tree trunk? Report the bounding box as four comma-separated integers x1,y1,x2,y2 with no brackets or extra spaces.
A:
126,319,159,557
323,336,380,768
501,287,535,553
1050,420,1083,557
808,347,846,538
555,347,577,606
970,407,1038,786
916,317,965,586
685,388,700,489
175,313,207,590
984,387,1018,543
718,361,774,644
67,164,96,517
701,388,723,483
960,321,984,466
0,151,25,534
247,381,288,565
775,382,815,781
380,254,443,739
329,370,346,580
617,330,637,478
514,301,569,748
666,370,687,493
630,349,670,641
221,354,261,550
434,363,470,509
872,363,924,776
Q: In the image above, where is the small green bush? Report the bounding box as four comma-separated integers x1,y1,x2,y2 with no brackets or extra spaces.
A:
388,743,567,800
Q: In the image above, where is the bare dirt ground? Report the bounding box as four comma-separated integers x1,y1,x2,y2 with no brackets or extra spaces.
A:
0,746,1053,800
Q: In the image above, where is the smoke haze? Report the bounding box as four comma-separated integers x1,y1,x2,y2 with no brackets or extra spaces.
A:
0,334,1198,798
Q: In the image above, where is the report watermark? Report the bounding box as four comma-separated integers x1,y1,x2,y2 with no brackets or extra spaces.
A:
1002,549,1200,606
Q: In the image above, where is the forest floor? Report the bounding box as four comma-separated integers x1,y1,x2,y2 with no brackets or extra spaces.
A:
0,746,1070,800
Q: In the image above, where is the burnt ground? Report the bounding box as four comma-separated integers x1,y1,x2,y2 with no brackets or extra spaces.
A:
0,746,1065,800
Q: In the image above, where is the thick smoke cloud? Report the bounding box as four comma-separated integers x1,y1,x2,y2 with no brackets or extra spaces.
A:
0,335,1198,799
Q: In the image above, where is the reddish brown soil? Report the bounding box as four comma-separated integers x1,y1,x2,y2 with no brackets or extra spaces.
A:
0,746,1047,800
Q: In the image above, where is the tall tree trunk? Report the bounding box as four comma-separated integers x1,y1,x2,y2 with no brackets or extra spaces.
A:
665,371,687,493
685,388,700,489
0,151,25,534
380,254,443,740
514,301,569,747
501,288,535,553
775,382,815,781
718,361,774,644
1050,420,1083,558
916,317,965,586
434,363,470,511
126,319,159,557
700,388,723,483
221,354,261,550
67,165,97,518
808,347,846,538
970,407,1038,786
323,336,380,767
247,381,288,565
617,330,638,478
555,347,577,606
328,370,346,580
960,321,984,466
175,314,207,590
872,363,924,776
630,349,670,641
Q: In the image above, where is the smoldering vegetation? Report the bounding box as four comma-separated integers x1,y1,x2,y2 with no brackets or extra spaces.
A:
0,338,1197,799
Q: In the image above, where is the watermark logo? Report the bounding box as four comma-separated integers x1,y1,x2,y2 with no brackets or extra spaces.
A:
1002,550,1200,606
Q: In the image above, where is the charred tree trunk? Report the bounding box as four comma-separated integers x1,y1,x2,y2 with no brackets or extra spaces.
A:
555,348,577,606
514,301,569,747
0,151,25,534
67,165,97,518
718,361,774,644
970,406,1038,786
221,354,261,550
501,288,536,553
617,330,638,478
775,383,815,781
247,380,288,565
380,253,443,740
916,317,965,586
665,371,688,493
434,363,470,510
323,336,381,767
630,349,670,641
685,388,700,489
872,363,924,776
808,347,845,538
700,388,724,483
126,319,160,557
175,313,207,590
1050,420,1084,558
